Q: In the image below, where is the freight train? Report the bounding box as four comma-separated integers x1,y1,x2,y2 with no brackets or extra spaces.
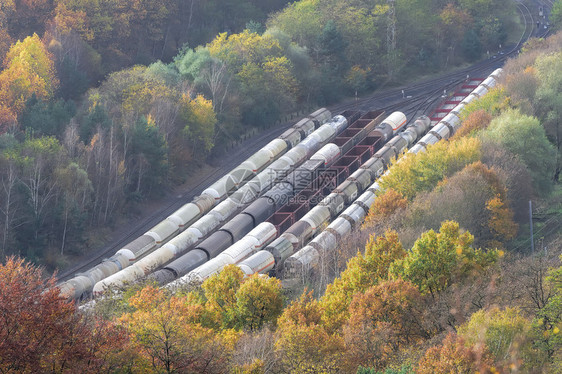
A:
91,111,363,295
284,68,504,276
59,108,333,300
168,111,422,286
67,67,504,298
172,68,504,282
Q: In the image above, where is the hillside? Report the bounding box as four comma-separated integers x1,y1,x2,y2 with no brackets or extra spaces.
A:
0,28,562,373
2,0,562,372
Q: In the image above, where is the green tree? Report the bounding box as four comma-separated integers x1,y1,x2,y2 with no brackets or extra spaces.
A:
17,136,63,258
174,46,233,115
266,0,323,51
460,86,505,119
202,264,244,329
234,274,283,331
531,256,562,364
79,103,111,144
389,221,500,298
128,116,168,198
19,95,76,138
462,28,481,61
478,16,507,52
379,137,481,200
0,147,20,257
550,0,562,30
483,108,556,193
318,20,348,73
316,20,348,101
55,162,93,255
534,53,562,181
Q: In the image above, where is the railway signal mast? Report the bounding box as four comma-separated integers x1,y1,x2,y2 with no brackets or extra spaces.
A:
387,0,397,79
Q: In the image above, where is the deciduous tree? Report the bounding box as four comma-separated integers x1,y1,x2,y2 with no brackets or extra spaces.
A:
180,93,217,156
363,188,408,227
321,230,406,332
202,264,244,329
120,285,237,373
534,52,562,181
0,34,59,125
343,280,429,371
379,137,481,200
234,274,283,331
452,109,492,138
458,307,537,370
55,162,92,255
417,333,494,373
483,108,556,193
389,221,500,298
0,257,129,372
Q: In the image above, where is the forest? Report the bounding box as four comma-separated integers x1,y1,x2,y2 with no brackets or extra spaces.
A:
1,21,562,373
0,0,521,267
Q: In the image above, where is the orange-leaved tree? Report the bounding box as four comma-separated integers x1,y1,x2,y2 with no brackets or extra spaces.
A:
417,333,495,373
0,257,129,373
342,279,429,371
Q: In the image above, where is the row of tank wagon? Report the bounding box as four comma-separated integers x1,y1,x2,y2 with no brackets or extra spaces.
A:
183,67,505,282
126,109,386,289
284,68,505,277
409,68,502,153
67,68,505,299
88,109,364,296
167,110,427,286
60,108,334,300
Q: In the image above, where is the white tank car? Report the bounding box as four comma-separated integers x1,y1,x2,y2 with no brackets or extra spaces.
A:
238,250,275,277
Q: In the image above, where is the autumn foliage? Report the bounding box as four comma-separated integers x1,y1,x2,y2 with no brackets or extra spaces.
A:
390,221,500,297
0,257,128,373
343,280,429,371
379,136,481,200
453,109,492,138
363,188,408,227
119,286,237,373
0,34,58,125
417,333,495,373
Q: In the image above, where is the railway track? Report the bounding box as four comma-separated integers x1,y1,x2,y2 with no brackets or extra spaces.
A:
57,0,545,283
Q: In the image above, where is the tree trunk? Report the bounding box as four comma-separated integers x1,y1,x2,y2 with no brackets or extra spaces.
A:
61,205,68,255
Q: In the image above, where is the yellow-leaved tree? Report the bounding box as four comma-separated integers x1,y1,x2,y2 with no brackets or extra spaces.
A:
180,93,217,156
0,34,58,127
119,285,238,373
275,291,345,373
379,137,481,200
320,230,406,332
